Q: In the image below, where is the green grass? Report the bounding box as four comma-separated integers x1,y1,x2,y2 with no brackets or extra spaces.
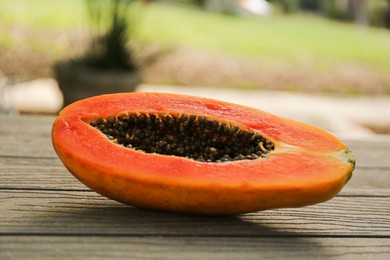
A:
1,0,390,70
0,0,84,29
0,0,85,55
141,4,390,70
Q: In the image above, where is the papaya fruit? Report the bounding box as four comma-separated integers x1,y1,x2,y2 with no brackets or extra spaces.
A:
52,92,355,215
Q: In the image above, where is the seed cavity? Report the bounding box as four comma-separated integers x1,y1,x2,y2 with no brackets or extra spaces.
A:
88,113,274,163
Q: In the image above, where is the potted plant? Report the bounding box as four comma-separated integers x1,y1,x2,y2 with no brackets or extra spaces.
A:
54,0,142,107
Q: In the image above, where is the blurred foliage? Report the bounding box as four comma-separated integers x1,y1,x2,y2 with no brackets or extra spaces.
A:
369,0,390,28
1,0,390,94
268,0,300,13
269,0,390,29
171,0,390,29
1,0,389,69
80,0,139,70
172,0,205,6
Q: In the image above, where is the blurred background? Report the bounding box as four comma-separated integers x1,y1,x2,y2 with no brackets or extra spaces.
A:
1,0,390,136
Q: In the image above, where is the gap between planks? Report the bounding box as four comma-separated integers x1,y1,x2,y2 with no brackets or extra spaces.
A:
1,232,390,239
0,187,388,198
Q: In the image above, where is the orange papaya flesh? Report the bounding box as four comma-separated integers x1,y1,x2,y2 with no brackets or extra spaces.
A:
52,92,355,215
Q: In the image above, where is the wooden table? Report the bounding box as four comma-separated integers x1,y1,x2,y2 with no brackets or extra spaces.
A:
1,115,389,259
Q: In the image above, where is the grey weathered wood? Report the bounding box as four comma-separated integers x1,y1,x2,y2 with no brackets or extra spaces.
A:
1,189,389,236
1,133,390,168
0,115,54,134
345,138,390,168
0,115,55,158
340,167,390,196
0,157,83,190
1,236,389,260
1,115,390,168
1,155,389,195
1,115,390,259
0,132,55,158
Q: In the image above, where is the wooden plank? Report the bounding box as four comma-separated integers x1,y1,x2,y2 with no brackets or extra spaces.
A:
0,132,56,158
1,116,390,168
344,139,390,168
1,109,389,260
1,156,389,195
339,167,390,196
1,236,389,260
0,115,54,135
0,157,84,190
1,190,389,236
1,131,390,167
0,115,55,158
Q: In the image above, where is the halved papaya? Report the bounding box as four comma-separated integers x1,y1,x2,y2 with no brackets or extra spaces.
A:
52,92,355,215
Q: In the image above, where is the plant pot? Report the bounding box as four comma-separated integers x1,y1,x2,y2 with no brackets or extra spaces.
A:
54,61,142,107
